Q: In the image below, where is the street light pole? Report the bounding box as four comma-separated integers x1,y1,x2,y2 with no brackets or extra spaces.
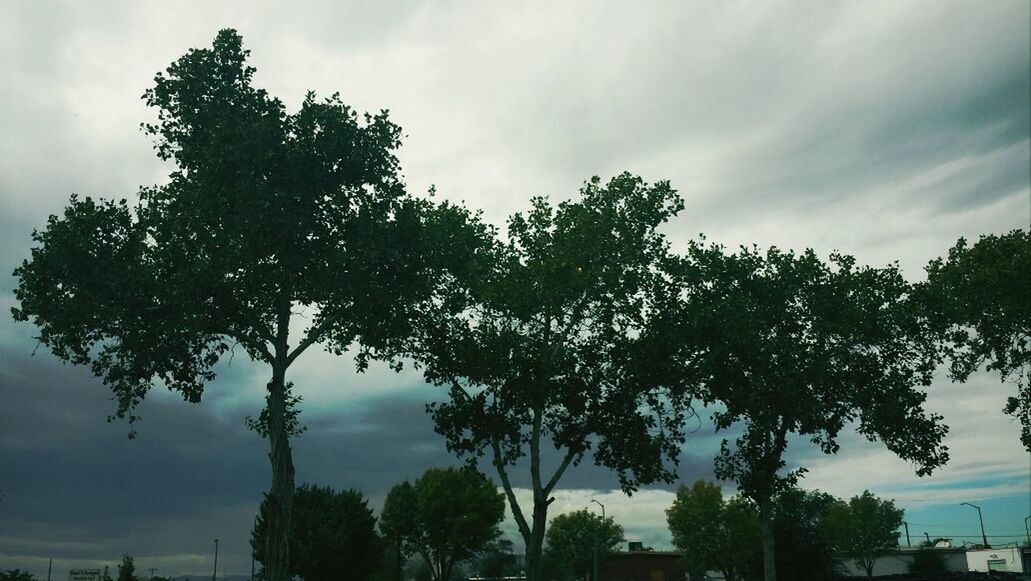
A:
212,539,219,581
1023,515,1030,547
960,503,989,548
591,499,606,581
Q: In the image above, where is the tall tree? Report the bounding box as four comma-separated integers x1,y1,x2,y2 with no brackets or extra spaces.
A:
765,487,840,581
381,467,506,581
825,490,904,580
544,509,624,581
921,229,1030,449
653,241,949,581
117,555,136,581
405,173,692,581
251,484,382,581
666,480,759,581
10,30,482,581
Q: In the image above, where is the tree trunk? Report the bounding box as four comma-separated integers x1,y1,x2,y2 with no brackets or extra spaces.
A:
264,361,295,581
523,495,549,581
759,491,776,581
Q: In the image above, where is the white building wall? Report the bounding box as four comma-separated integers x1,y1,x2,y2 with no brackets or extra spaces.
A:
966,547,1026,573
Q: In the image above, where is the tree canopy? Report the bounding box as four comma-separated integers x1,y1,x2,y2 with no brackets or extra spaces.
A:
11,29,484,581
380,467,506,581
544,509,624,581
921,229,1031,449
825,490,904,580
252,484,382,581
666,480,759,581
406,173,692,581
650,241,949,581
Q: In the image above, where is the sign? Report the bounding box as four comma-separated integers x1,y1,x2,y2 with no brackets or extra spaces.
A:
69,569,102,581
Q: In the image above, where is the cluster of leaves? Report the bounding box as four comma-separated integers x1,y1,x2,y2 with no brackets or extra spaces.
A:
543,509,624,581
668,482,906,581
251,484,382,581
666,480,759,581
380,467,506,581
920,229,1030,449
824,491,904,580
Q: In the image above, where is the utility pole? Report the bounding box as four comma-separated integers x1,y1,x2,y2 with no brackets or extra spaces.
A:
960,502,989,548
212,538,219,581
149,568,157,580
47,557,52,581
591,499,605,581
251,554,255,581
902,521,911,547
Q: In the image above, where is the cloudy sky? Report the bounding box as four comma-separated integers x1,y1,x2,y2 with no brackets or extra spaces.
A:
1,1,1029,577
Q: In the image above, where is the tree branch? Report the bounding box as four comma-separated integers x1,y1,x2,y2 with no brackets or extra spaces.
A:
286,308,346,366
543,447,578,495
491,437,531,541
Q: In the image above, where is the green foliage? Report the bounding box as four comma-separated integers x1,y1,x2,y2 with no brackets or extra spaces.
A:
251,484,382,581
922,229,1031,449
665,480,758,581
825,490,903,579
765,488,841,581
544,509,624,580
908,547,947,574
406,173,690,580
117,554,135,581
381,467,506,581
652,240,948,580
0,570,36,581
10,28,486,581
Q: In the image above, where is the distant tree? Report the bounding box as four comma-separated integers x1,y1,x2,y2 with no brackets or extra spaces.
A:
403,173,691,581
10,29,484,581
0,570,36,581
474,539,522,579
652,241,949,581
117,555,136,581
544,509,624,581
666,480,759,581
908,547,947,574
380,480,418,581
921,229,1031,450
381,467,506,581
825,491,904,580
766,488,840,581
252,484,382,581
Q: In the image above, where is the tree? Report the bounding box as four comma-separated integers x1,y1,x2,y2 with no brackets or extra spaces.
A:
117,554,136,581
825,490,903,580
652,242,949,581
544,509,624,581
747,487,840,581
381,467,506,581
921,230,1031,449
380,480,418,581
251,484,382,581
406,173,692,581
10,30,482,581
666,480,759,581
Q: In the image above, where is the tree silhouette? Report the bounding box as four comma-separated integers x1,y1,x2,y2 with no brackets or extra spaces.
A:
405,173,693,581
652,241,949,581
11,29,483,581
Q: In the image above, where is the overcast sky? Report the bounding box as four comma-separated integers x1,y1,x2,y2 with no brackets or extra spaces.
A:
1,1,1029,578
